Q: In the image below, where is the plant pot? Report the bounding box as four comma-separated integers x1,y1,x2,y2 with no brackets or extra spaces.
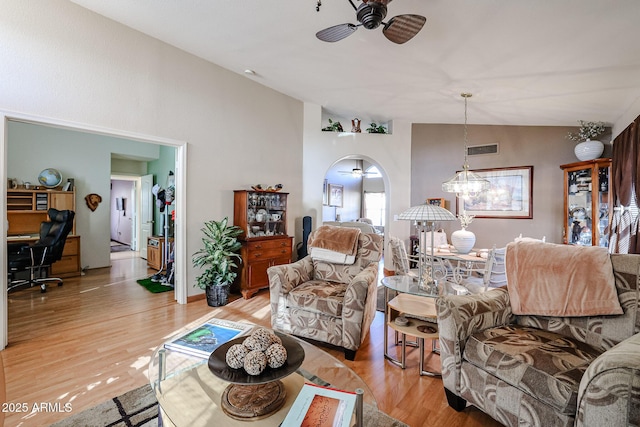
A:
574,139,604,161
205,284,230,307
451,229,475,254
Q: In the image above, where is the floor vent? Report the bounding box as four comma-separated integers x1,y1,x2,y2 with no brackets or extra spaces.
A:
467,143,499,156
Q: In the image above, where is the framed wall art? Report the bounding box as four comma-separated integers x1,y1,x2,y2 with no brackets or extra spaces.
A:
328,183,343,207
456,166,533,219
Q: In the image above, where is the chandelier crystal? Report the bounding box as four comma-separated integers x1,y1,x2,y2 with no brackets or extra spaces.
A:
442,93,490,198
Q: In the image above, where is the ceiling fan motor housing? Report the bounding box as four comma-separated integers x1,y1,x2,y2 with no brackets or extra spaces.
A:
357,2,387,29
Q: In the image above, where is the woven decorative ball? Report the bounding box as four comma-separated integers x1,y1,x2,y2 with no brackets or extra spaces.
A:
225,343,249,369
243,334,271,352
264,343,287,369
244,350,267,376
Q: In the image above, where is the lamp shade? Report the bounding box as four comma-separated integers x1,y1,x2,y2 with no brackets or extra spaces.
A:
398,204,456,222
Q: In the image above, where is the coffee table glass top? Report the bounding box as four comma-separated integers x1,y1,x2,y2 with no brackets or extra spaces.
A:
149,322,377,427
381,274,443,297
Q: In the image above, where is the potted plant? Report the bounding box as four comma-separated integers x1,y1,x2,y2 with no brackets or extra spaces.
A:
321,118,344,132
567,120,607,161
366,122,387,134
192,217,243,307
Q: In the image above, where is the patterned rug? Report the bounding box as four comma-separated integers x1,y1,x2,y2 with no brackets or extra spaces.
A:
50,383,407,427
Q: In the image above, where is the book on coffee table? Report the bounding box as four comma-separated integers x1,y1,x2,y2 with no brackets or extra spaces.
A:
281,383,357,427
164,318,253,359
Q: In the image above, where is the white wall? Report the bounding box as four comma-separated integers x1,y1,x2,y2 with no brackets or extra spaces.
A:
0,0,303,299
303,103,412,270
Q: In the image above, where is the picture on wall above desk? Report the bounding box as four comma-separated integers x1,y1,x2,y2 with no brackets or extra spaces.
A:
456,166,533,219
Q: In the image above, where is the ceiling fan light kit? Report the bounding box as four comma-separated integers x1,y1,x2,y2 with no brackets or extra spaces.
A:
316,0,426,44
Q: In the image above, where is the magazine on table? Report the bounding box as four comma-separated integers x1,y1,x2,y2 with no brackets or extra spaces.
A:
281,383,357,427
164,318,253,358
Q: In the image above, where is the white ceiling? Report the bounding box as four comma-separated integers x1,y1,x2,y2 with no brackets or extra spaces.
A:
70,0,640,127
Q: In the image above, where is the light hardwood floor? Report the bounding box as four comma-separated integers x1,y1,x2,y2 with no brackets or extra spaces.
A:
3,253,502,427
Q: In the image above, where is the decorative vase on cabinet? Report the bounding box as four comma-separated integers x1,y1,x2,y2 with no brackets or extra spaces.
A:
233,190,293,299
574,139,604,161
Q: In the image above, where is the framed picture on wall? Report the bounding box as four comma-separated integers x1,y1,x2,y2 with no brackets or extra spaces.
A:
456,165,533,219
328,184,343,207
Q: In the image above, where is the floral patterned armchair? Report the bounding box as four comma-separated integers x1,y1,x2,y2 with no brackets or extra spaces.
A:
436,253,640,427
267,231,383,360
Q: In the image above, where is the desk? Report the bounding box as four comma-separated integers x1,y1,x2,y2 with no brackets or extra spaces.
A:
7,234,82,278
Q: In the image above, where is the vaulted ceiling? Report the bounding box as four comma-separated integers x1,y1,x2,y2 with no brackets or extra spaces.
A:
70,0,640,127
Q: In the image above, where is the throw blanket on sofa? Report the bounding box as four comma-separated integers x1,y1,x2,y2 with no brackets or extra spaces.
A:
506,241,622,317
308,225,361,265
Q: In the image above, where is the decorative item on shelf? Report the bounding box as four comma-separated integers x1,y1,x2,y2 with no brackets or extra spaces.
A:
398,203,456,295
38,168,63,189
366,122,387,133
84,193,102,212
451,211,475,254
251,184,283,192
192,217,243,307
351,118,361,133
321,118,344,132
442,93,490,198
567,120,607,161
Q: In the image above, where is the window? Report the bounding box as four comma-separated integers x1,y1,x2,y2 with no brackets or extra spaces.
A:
363,192,385,226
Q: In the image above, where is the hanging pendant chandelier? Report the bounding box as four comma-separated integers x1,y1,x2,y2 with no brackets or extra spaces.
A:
442,93,490,198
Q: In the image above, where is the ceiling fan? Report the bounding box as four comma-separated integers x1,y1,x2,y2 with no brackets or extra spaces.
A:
316,0,426,44
338,160,376,177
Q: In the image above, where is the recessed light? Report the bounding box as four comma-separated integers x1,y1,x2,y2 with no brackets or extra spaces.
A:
244,69,256,76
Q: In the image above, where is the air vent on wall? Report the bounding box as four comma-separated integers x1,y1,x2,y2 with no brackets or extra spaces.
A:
467,143,499,156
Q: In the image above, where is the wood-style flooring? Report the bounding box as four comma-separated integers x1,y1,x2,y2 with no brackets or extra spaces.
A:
3,253,502,427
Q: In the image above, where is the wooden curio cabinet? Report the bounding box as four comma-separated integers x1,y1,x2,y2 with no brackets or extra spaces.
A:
560,158,611,247
233,190,293,299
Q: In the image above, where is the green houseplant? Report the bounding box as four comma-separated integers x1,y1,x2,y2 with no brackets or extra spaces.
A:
192,217,243,307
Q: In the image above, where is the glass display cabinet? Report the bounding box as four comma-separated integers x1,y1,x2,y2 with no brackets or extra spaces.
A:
233,190,293,299
560,158,611,247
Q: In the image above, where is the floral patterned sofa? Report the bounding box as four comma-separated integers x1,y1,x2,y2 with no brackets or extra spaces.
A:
436,252,640,427
267,230,383,360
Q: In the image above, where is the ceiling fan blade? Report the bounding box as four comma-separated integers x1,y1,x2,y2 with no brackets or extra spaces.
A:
382,14,426,44
316,23,358,42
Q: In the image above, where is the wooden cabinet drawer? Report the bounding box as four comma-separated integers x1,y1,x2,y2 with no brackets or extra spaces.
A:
249,246,292,261
51,255,79,275
246,239,291,251
62,236,79,256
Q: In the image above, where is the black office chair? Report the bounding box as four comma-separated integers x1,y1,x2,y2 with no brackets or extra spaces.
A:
8,208,75,293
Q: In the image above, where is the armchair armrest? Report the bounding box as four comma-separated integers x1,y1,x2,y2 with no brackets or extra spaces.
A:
267,256,314,329
341,262,379,351
436,287,514,394
576,332,640,427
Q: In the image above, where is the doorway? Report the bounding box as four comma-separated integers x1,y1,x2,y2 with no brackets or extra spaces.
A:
0,112,187,349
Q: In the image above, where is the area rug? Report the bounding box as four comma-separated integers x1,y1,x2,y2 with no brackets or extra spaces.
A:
136,278,174,293
50,383,407,427
50,384,158,427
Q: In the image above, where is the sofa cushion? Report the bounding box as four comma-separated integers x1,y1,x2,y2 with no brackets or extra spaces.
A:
287,280,347,317
464,325,603,415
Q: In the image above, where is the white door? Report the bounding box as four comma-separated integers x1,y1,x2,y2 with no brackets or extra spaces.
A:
140,174,154,260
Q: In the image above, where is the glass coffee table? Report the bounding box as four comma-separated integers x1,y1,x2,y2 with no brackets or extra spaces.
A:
149,322,377,427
